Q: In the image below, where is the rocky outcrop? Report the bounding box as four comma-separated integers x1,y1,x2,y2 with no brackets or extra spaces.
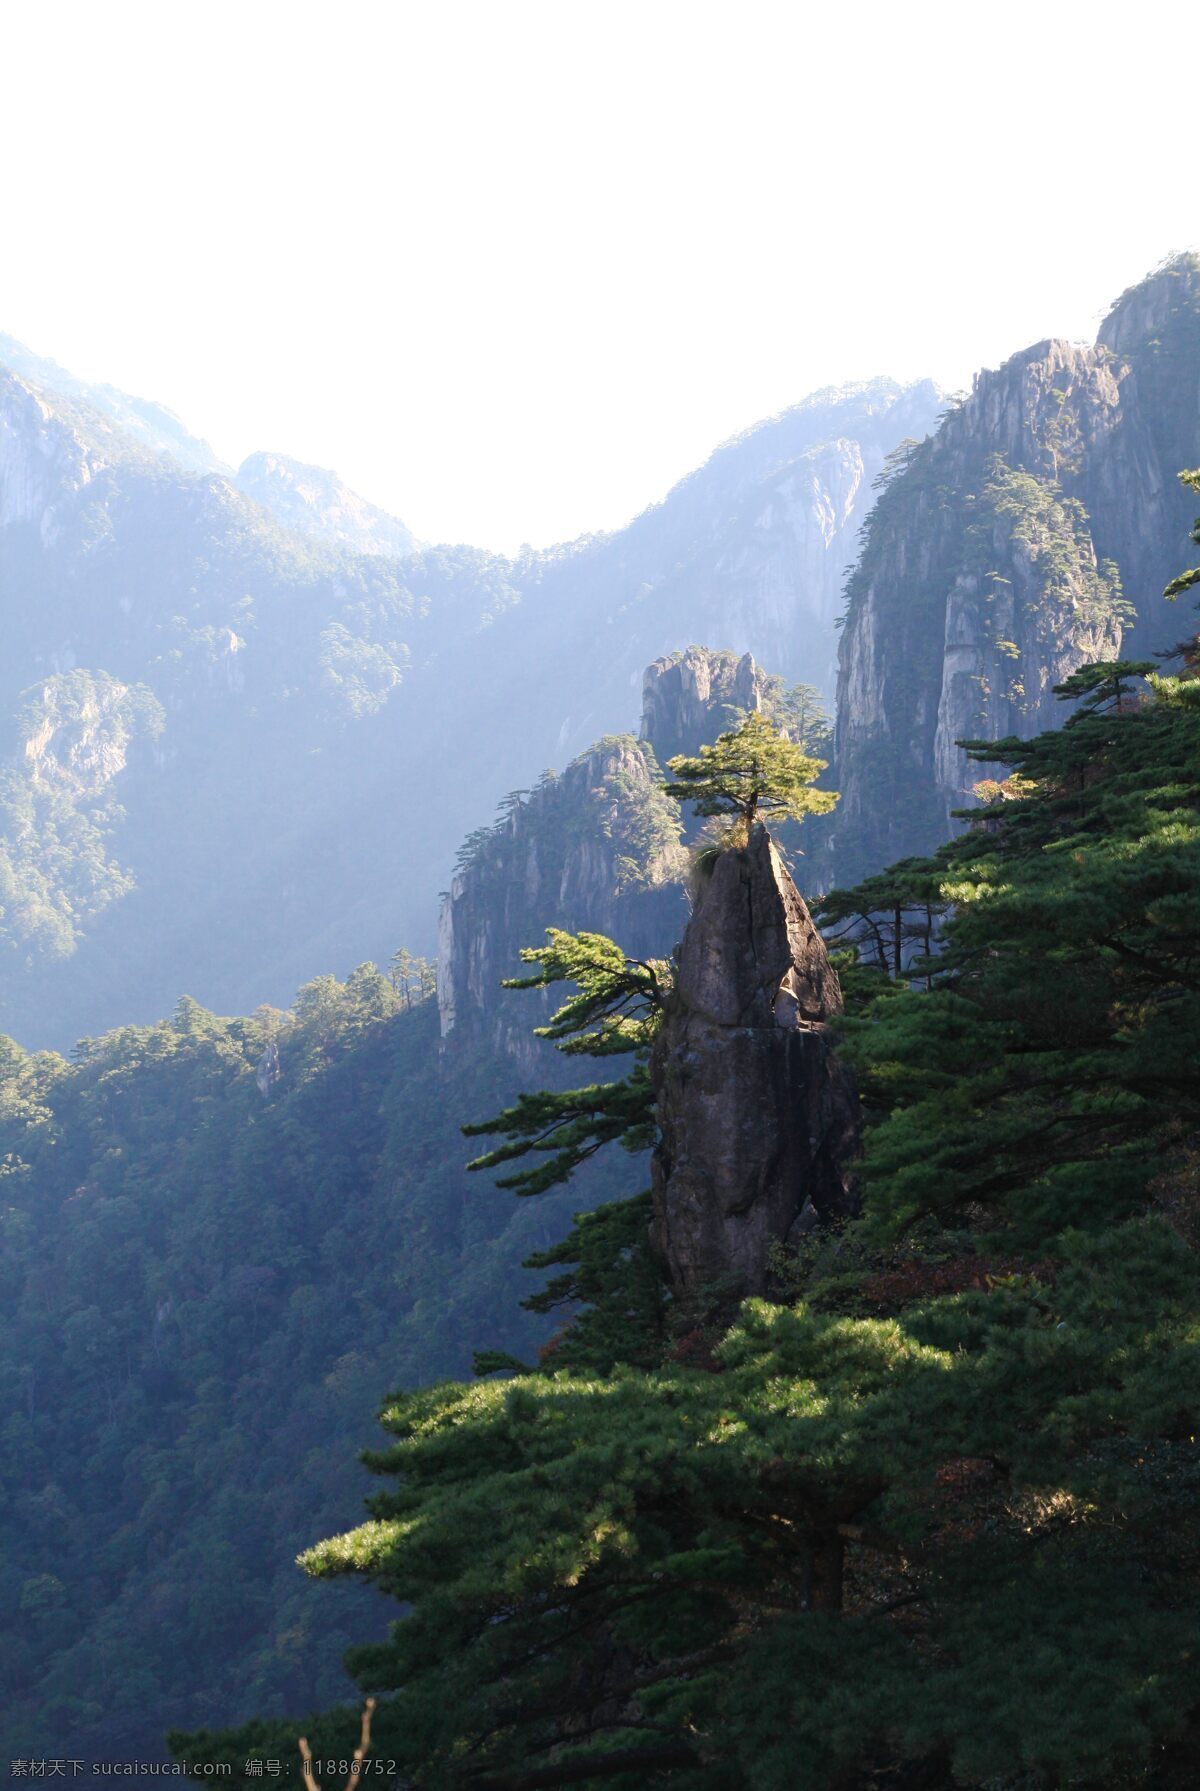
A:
0,332,228,475
639,646,767,764
436,733,687,1059
833,255,1200,884
519,379,942,770
650,825,858,1298
18,670,164,798
437,649,790,1057
0,369,109,540
235,452,417,558
1,329,936,1047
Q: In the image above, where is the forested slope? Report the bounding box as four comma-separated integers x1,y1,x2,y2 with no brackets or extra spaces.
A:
173,494,1200,1789
0,353,935,1048
3,654,792,1759
0,977,576,1756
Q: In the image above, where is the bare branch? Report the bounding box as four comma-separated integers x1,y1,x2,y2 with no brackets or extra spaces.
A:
297,1699,376,1791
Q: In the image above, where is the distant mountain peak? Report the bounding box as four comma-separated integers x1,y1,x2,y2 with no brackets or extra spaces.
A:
234,451,417,559
0,332,419,560
0,331,229,476
1096,251,1200,355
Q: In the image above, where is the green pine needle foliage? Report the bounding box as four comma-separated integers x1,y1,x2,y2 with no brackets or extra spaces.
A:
173,507,1200,1788
663,709,838,840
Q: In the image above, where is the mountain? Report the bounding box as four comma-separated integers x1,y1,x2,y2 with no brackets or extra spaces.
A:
0,356,521,1047
189,642,1200,1790
436,647,780,1057
233,452,417,558
0,347,939,1049
0,332,229,475
9,254,1200,1779
833,253,1200,882
512,376,944,723
0,650,752,1762
0,333,418,558
13,252,1196,1053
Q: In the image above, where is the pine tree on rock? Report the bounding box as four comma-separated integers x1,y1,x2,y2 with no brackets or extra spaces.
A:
662,709,836,843
171,505,1200,1790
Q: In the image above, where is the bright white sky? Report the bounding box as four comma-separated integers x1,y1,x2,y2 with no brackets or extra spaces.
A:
2,0,1196,552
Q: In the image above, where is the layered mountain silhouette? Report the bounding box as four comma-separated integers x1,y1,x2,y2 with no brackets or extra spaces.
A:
0,338,938,1046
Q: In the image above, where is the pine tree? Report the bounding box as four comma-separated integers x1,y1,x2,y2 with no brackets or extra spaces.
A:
171,502,1200,1789
1164,466,1200,602
1052,656,1157,714
662,709,837,842
817,855,946,987
224,650,1198,1790
460,928,673,1375
460,929,668,1195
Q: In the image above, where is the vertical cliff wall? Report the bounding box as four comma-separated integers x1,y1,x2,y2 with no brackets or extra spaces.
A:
833,255,1200,882
436,732,687,1059
438,646,788,1058
638,645,768,762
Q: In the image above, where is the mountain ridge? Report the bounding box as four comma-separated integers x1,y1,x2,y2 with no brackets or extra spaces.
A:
833,252,1200,881
0,349,940,1048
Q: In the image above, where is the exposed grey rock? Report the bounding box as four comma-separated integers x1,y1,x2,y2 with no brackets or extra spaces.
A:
640,646,768,764
0,367,112,539
436,733,687,1059
833,254,1200,883
19,672,159,798
650,825,858,1297
234,451,417,558
255,1039,281,1097
0,342,937,1049
438,650,793,1056
0,331,228,475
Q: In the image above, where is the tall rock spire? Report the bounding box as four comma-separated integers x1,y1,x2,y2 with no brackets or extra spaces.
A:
650,824,859,1298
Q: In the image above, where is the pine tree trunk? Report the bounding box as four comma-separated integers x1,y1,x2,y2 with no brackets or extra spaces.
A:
809,1530,845,1612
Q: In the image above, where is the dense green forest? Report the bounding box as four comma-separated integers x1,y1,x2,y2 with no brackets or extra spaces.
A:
0,965,617,1758
7,681,818,1761
6,315,1200,1782
172,489,1200,1785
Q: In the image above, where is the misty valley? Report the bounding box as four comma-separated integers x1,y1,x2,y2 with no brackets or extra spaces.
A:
3,256,1200,1788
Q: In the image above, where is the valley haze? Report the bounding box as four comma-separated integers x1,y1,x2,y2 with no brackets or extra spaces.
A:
4,241,1200,1779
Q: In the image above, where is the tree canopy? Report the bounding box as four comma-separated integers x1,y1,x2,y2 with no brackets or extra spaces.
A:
172,520,1200,1785
189,651,1197,1790
460,929,669,1197
460,927,672,1376
662,709,837,841
1164,466,1200,602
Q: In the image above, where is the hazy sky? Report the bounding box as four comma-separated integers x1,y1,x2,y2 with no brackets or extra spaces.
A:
2,0,1196,551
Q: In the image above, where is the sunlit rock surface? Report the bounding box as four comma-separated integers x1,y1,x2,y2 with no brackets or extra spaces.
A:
651,825,858,1297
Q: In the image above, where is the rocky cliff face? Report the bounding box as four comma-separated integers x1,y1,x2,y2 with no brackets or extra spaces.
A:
1,332,935,1049
834,256,1200,882
638,645,768,762
436,733,687,1060
0,671,166,962
0,333,227,476
650,824,858,1298
234,452,417,558
0,367,116,539
17,670,163,797
437,647,781,1055
516,379,942,756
